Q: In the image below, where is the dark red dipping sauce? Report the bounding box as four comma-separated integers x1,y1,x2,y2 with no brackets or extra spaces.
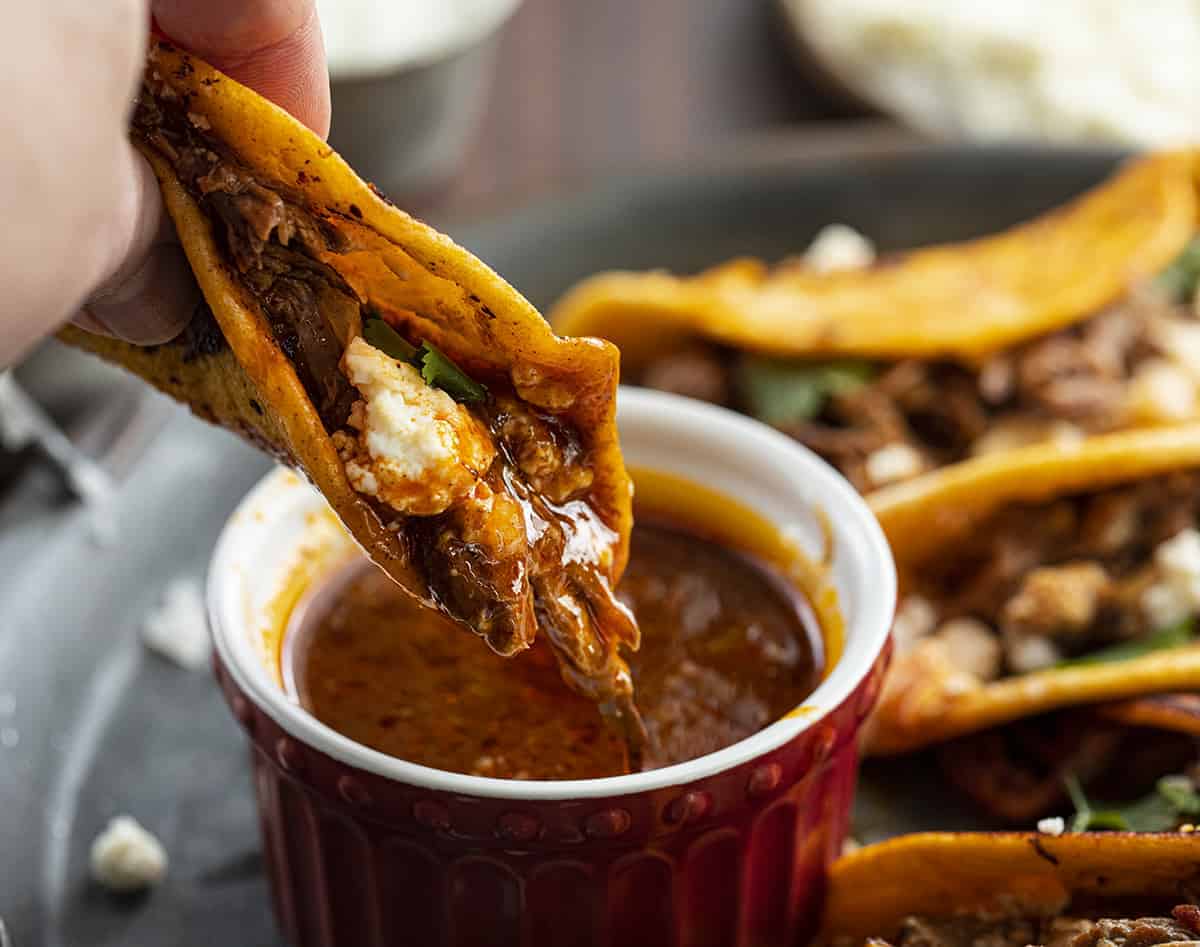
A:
288,520,823,780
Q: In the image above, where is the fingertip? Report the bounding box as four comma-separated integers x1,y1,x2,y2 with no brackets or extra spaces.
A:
152,0,330,138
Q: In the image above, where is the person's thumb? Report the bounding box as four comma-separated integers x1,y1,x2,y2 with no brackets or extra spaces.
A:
153,0,330,137
77,0,330,346
74,147,199,346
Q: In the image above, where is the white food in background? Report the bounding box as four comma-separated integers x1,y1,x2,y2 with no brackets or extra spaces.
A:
90,815,167,892
864,442,923,487
786,0,1200,146
1005,635,1062,674
1143,527,1200,627
143,578,211,670
1125,358,1198,424
935,617,1002,682
317,0,521,78
1153,317,1200,381
1037,816,1066,836
803,223,876,273
891,595,937,653
971,417,1084,457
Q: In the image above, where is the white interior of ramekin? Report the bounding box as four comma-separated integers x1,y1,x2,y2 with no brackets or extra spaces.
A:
208,387,895,800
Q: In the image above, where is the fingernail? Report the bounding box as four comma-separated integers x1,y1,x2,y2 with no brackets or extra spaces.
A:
81,243,200,345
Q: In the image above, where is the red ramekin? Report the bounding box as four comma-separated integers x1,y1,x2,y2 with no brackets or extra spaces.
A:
208,387,896,947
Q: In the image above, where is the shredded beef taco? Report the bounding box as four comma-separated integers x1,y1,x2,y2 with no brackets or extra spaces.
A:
820,832,1200,947
866,426,1200,755
937,703,1200,825
59,41,642,746
552,153,1200,492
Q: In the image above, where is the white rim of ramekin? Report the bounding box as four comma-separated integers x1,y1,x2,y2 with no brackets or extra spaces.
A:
208,387,896,800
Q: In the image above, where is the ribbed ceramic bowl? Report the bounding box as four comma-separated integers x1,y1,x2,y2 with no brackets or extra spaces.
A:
207,387,895,947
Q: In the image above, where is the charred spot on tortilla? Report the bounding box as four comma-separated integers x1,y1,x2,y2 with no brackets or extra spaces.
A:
178,302,227,363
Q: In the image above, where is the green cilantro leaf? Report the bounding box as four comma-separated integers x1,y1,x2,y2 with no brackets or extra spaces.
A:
417,342,487,404
363,317,418,362
735,356,875,427
1156,235,1200,302
361,319,488,405
1065,771,1198,833
1056,619,1195,668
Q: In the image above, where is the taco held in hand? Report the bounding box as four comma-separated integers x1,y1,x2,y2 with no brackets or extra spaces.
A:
553,153,1200,492
59,42,642,748
866,426,1200,754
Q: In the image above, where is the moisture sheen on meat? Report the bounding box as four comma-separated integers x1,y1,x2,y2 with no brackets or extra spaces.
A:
131,65,644,753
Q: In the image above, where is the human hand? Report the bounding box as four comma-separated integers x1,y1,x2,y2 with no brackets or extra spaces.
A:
0,0,330,366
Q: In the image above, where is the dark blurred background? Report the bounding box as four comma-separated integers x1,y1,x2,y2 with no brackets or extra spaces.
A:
440,0,859,208
320,0,872,213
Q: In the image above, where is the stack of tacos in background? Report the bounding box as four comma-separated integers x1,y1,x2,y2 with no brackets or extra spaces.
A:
552,154,1200,827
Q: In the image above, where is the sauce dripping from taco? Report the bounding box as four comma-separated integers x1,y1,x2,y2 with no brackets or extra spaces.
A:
130,57,649,763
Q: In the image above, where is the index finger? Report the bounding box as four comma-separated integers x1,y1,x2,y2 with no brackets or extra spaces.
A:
151,0,330,138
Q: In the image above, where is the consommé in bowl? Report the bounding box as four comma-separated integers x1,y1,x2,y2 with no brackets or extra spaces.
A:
207,387,895,947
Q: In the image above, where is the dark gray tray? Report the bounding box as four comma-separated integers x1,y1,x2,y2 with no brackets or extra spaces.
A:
1,143,1121,945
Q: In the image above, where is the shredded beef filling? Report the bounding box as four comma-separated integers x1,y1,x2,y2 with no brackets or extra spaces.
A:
133,75,645,759
897,472,1200,681
634,290,1197,492
858,905,1200,947
132,88,357,431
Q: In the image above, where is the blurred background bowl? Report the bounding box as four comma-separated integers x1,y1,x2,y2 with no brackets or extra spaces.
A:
319,0,524,201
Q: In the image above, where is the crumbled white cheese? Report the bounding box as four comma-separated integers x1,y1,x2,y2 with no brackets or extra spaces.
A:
971,417,1084,457
976,354,1014,404
935,617,1002,682
1156,527,1200,580
335,336,495,516
90,815,167,892
864,442,923,487
1037,816,1066,836
142,578,211,670
1142,527,1200,627
1142,581,1193,630
1154,317,1200,381
1005,635,1062,674
803,223,877,273
1125,358,1198,424
787,0,1200,147
891,595,937,653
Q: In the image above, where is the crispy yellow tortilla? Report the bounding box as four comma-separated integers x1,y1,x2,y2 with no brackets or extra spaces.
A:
61,41,632,607
552,151,1198,365
819,832,1200,945
866,426,1200,755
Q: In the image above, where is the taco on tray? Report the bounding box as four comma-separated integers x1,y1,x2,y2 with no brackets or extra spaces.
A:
866,426,1200,754
553,153,1200,492
936,701,1200,826
820,832,1200,947
60,41,641,743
